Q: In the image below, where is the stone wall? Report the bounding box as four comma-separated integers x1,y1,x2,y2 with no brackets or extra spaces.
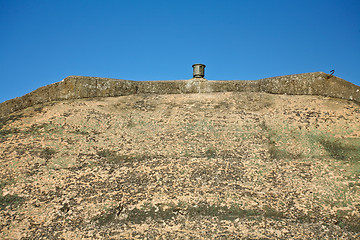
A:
1,72,359,117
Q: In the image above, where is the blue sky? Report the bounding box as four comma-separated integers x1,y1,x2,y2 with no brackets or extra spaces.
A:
1,0,359,103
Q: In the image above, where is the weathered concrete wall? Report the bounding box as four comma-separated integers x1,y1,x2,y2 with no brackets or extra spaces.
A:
259,72,360,101
1,72,359,117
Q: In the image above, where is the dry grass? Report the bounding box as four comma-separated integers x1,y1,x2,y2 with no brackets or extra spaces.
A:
0,92,359,239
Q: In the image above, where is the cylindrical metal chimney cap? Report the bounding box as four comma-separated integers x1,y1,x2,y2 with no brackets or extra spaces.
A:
192,64,206,78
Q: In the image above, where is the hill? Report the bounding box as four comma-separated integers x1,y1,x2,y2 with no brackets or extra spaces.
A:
0,74,360,238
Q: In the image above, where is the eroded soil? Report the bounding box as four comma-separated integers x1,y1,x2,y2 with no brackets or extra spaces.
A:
0,92,360,239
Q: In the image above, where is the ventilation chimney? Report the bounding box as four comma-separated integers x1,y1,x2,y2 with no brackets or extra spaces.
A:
192,64,206,78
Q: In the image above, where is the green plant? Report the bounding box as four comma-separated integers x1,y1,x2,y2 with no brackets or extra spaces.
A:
205,147,217,159
94,201,267,226
40,147,57,160
335,210,360,232
0,114,23,130
0,128,20,142
70,129,89,135
263,205,284,219
22,123,64,136
318,137,360,163
0,181,24,210
29,147,57,160
97,149,149,164
260,121,299,160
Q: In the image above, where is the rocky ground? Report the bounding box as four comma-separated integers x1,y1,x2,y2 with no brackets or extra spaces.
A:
0,92,360,239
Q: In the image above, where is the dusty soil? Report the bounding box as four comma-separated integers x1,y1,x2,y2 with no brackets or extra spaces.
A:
0,92,360,239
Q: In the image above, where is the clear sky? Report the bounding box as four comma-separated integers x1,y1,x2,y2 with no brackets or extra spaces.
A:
1,0,359,103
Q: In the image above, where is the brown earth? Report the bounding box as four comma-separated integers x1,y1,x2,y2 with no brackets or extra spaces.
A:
0,92,360,239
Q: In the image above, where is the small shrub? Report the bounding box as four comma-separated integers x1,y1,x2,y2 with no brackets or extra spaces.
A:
0,128,20,142
205,147,217,159
22,123,49,134
40,148,57,160
70,129,89,135
336,210,360,233
0,182,24,210
0,114,23,130
263,205,284,219
97,150,148,164
319,137,360,163
94,202,264,226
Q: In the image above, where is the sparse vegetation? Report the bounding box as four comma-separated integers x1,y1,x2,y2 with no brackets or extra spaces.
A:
0,181,24,210
95,201,284,226
0,128,20,141
70,129,89,135
260,121,301,160
1,92,360,238
319,137,360,163
0,114,23,130
205,147,217,159
0,114,23,141
39,147,57,160
97,149,150,164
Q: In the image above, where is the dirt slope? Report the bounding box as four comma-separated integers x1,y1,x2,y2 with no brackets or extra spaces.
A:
0,92,360,239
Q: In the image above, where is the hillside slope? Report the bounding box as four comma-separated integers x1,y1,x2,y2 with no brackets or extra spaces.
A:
1,92,360,239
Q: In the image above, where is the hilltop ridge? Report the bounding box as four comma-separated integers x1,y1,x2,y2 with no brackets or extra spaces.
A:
1,72,359,117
